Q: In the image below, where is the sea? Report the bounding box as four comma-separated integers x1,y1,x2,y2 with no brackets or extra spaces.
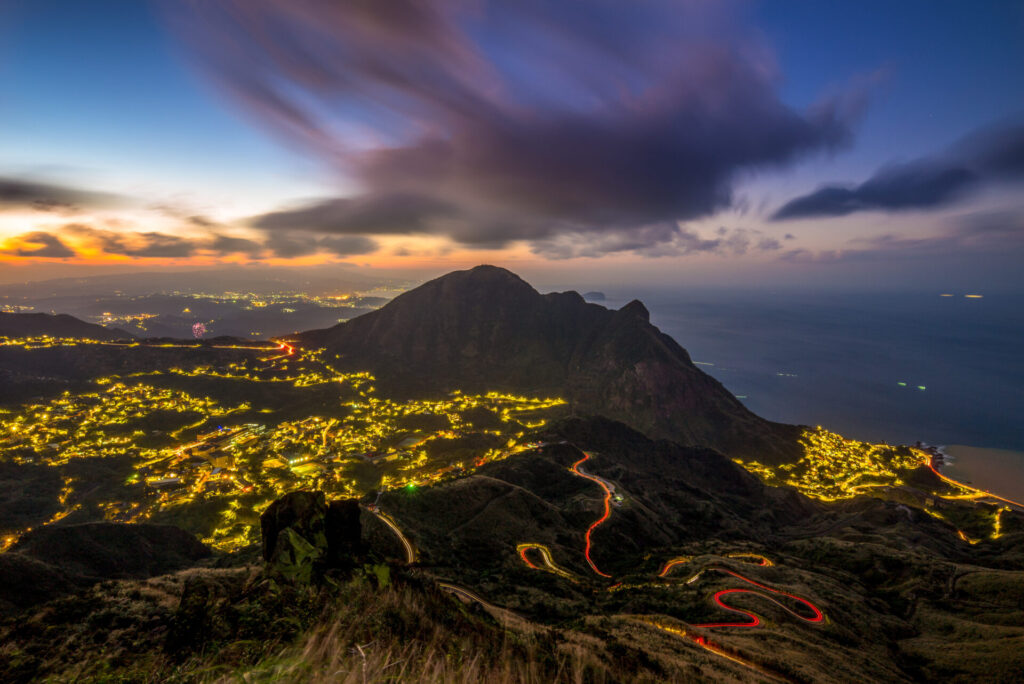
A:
597,288,1024,499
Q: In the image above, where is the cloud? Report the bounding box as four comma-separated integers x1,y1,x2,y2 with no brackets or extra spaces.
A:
318,235,378,257
264,231,378,258
254,193,456,235
1,222,381,261
208,234,264,255
0,176,123,212
62,224,198,258
772,118,1024,220
530,224,783,259
1,231,76,258
166,0,864,255
150,204,222,229
779,210,1024,263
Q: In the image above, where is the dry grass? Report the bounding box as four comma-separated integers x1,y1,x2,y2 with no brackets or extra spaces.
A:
220,581,612,684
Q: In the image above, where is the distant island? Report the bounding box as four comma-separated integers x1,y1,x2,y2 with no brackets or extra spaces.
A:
582,291,606,301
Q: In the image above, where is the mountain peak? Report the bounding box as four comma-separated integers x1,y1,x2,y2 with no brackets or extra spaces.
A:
430,265,536,296
298,266,791,460
619,299,650,322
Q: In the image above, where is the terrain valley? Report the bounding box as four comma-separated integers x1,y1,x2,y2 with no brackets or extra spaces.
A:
1,266,1022,683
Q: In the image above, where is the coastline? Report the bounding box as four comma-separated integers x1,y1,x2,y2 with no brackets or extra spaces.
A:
937,444,1024,506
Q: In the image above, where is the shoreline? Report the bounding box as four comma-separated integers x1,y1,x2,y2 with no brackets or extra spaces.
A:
932,444,1024,507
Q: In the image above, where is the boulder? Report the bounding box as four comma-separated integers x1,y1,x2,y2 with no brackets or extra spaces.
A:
325,498,362,570
260,491,362,582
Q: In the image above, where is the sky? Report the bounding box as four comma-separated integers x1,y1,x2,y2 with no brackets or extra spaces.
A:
1,0,1023,291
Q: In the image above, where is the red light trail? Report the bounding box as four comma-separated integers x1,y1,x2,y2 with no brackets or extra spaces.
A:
692,567,824,628
570,451,613,578
509,442,825,678
519,545,540,569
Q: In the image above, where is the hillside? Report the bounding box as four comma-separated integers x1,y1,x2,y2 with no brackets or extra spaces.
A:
3,418,1022,682
1,266,1022,682
0,312,131,341
298,265,800,461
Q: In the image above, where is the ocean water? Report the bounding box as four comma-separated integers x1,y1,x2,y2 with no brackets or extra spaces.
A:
601,289,1024,451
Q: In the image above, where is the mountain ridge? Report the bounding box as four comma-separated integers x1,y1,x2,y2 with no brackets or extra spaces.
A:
0,312,132,341
297,265,800,460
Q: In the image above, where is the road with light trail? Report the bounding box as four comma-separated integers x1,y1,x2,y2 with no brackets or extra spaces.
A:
924,458,1024,511
517,543,579,581
570,451,614,578
362,441,825,679
366,507,416,564
684,566,824,628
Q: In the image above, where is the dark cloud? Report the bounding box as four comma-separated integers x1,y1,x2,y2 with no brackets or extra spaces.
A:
264,232,378,258
318,235,378,257
0,176,122,212
254,193,456,235
2,231,76,258
773,119,1024,220
529,224,783,259
208,234,264,255
263,233,317,258
167,1,863,255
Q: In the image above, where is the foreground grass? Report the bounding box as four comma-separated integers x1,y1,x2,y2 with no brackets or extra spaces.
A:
1,566,699,683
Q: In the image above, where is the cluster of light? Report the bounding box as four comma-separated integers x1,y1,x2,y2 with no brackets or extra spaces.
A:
733,427,1022,543
0,335,566,552
736,427,926,502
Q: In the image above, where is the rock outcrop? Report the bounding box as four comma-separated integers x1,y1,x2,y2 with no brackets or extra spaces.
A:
260,491,362,583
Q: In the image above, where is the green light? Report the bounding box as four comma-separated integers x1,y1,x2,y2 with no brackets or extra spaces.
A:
917,385,926,391
897,382,907,387
406,483,416,490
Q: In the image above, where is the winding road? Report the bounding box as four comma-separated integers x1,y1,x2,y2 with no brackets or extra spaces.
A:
924,458,1024,511
366,506,416,564
525,445,826,634
517,543,579,581
366,441,826,680
686,567,824,628
570,451,614,578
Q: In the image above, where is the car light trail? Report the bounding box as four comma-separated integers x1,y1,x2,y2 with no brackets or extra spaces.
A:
570,451,613,578
627,616,792,682
367,507,416,564
693,567,824,628
516,543,579,581
924,458,1024,511
658,557,691,577
659,552,772,578
726,552,773,566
